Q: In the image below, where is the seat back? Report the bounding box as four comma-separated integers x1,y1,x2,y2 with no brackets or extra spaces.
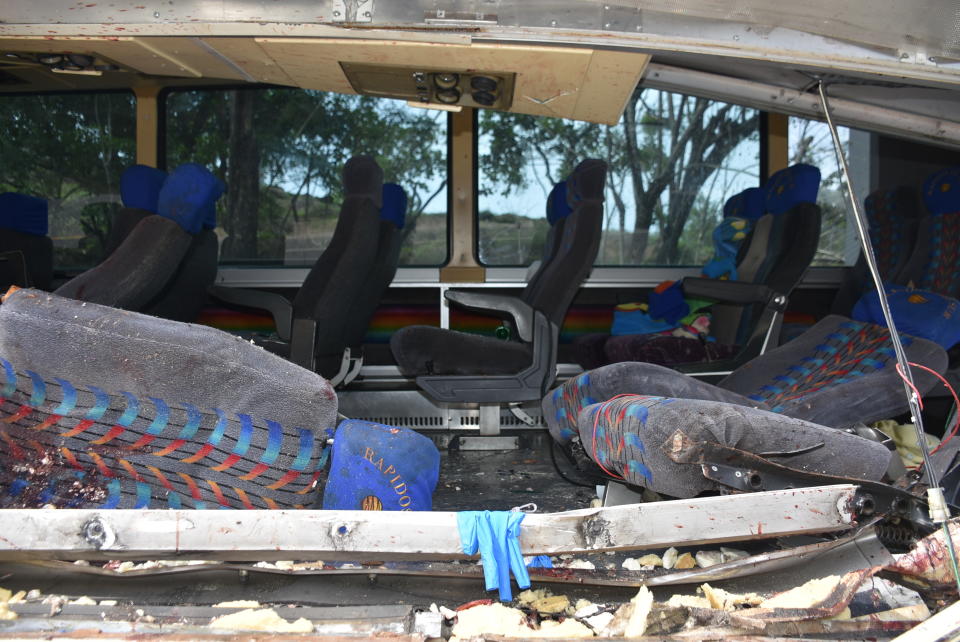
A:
830,185,921,314
0,192,53,291
718,314,947,428
292,155,383,371
103,164,167,255
899,166,960,297
340,182,407,353
521,158,606,327
711,163,821,346
55,163,223,319
699,187,763,281
866,185,922,283
523,180,573,304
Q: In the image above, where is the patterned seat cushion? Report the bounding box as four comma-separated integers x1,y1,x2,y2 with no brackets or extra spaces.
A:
576,395,891,498
542,361,765,444
720,315,947,428
0,359,325,509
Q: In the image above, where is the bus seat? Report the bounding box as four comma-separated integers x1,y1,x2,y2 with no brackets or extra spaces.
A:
575,395,892,499
389,159,606,403
54,164,223,319
830,185,922,315
573,186,764,370
0,288,335,509
211,155,402,385
336,182,407,370
545,315,947,445
578,164,821,374
101,164,168,255
0,192,53,292
898,166,960,298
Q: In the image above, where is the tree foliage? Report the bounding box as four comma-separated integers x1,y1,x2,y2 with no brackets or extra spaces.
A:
0,92,135,265
480,87,759,266
1,85,849,272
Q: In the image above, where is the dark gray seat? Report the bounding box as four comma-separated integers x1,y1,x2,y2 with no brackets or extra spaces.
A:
55,164,223,321
212,156,406,384
390,159,607,403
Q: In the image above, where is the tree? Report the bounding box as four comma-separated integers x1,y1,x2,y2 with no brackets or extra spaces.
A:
479,88,759,267
0,92,136,266
166,89,447,264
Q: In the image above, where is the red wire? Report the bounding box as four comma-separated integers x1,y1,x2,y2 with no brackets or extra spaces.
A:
895,363,925,411
894,361,960,455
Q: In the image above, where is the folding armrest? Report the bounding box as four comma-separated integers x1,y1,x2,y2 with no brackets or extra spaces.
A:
208,284,294,341
445,290,535,342
681,277,783,307
674,277,789,377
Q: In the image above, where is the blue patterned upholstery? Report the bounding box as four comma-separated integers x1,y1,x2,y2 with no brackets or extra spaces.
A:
0,358,326,509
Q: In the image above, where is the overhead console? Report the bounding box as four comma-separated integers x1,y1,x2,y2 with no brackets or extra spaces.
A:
340,63,515,111
0,34,649,125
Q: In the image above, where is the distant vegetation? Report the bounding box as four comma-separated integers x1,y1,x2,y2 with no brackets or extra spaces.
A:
0,87,847,270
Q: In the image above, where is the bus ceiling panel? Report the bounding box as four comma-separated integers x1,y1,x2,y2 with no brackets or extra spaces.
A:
247,39,649,125
0,36,248,81
4,0,956,66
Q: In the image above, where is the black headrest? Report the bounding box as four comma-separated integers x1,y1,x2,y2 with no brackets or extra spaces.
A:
342,155,384,209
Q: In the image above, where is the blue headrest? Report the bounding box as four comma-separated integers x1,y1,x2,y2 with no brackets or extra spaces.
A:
764,164,821,215
853,284,960,350
156,163,225,234
0,192,48,237
322,419,440,511
381,183,407,229
723,187,764,220
546,181,571,225
922,166,960,216
120,164,167,214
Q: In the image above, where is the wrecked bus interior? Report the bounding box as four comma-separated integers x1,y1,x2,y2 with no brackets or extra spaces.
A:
1,0,960,638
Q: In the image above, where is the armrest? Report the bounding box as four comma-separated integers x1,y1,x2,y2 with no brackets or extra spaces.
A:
445,290,535,342
208,285,293,341
682,277,785,309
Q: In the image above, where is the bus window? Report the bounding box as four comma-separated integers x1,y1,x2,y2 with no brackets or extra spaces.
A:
164,88,449,267
788,117,864,267
0,91,136,271
478,88,760,267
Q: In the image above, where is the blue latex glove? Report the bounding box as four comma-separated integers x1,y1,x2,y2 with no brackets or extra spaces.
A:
527,555,553,568
457,510,531,601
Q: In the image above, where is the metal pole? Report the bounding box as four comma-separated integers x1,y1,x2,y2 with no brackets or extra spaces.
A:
817,80,960,593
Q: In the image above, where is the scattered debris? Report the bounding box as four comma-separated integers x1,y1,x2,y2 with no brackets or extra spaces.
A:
662,546,679,569
695,550,724,567
623,586,654,638
622,553,662,570
67,596,96,605
213,600,262,608
558,558,596,570
702,583,763,610
674,552,696,569
107,559,222,573
516,588,569,614
0,588,17,621
208,607,314,633
450,601,593,639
